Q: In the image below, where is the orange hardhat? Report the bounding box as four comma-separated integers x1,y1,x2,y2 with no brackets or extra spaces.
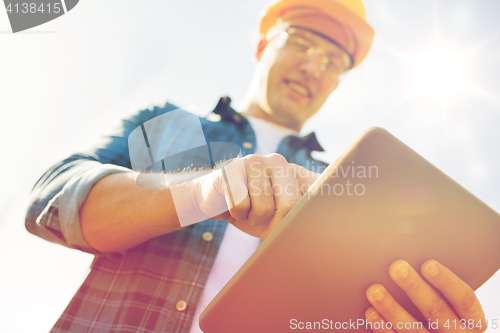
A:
259,0,374,68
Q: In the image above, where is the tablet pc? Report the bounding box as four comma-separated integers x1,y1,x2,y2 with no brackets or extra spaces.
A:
199,127,500,333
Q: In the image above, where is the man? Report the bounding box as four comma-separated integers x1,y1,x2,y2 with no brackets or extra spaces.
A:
26,0,487,332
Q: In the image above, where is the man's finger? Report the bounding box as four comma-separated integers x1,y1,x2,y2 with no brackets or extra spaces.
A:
365,307,397,333
389,260,459,327
264,155,302,238
420,260,486,323
245,156,275,226
290,164,320,195
259,163,319,239
366,284,430,333
218,158,250,221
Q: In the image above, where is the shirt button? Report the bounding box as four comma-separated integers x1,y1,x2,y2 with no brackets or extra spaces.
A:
176,300,187,312
243,142,253,150
202,232,213,242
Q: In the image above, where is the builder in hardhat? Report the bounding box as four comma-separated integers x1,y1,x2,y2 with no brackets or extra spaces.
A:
27,0,486,332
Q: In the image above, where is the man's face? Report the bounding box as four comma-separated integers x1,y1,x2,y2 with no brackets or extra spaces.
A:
254,17,352,130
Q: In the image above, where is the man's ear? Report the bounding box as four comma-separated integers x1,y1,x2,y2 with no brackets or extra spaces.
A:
255,37,268,61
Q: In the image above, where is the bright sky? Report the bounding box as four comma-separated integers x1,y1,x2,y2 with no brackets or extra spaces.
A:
0,0,499,332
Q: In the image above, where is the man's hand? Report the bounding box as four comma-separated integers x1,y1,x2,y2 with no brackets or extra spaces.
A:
365,260,486,333
195,153,320,239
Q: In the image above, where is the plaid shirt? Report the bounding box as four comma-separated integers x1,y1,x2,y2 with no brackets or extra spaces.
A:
25,96,328,333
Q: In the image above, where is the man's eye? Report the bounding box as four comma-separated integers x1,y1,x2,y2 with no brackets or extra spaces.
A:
289,37,312,50
329,56,347,69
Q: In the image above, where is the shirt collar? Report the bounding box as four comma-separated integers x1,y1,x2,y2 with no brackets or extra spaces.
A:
212,96,247,130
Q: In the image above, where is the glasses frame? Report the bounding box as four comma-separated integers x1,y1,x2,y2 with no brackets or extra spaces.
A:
272,25,354,79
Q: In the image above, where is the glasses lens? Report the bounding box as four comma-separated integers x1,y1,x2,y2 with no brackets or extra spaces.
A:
282,27,351,78
286,33,314,52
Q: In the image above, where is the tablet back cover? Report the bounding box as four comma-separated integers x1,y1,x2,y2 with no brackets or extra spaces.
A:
199,127,500,333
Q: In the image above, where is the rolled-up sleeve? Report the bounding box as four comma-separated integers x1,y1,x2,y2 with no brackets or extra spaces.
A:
25,102,179,254
27,160,129,253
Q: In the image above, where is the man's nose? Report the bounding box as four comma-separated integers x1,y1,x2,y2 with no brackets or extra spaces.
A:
298,53,324,79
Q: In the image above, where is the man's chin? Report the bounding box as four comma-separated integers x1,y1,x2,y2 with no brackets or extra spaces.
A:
271,106,307,128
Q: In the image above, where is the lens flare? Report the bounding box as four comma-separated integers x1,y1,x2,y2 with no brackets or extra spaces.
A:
413,41,470,105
